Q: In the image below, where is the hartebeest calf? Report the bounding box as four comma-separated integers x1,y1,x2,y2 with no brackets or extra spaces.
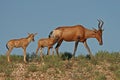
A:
36,37,58,57
49,19,104,57
6,33,37,63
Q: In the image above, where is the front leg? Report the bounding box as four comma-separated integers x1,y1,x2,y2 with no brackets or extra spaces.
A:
73,41,79,57
83,41,93,57
73,36,80,57
23,48,27,63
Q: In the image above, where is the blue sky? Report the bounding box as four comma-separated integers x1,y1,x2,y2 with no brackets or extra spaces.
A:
0,0,120,56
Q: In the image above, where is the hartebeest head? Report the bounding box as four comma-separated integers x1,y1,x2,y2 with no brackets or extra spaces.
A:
27,33,37,42
93,19,104,45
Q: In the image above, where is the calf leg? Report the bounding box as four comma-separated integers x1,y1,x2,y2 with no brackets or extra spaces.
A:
40,48,43,60
52,47,54,55
36,47,39,56
23,48,27,63
47,47,51,55
6,48,13,62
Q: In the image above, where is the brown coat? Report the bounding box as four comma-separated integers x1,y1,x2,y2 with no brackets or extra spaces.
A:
49,19,104,57
6,33,37,63
36,37,58,56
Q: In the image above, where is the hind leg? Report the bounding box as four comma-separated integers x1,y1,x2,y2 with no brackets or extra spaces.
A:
36,46,40,56
6,48,13,62
40,48,43,60
55,39,63,56
52,47,54,56
47,47,51,55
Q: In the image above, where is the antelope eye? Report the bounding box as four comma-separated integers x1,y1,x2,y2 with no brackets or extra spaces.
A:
93,30,97,33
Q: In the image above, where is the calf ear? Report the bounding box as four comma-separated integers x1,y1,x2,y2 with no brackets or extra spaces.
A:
34,33,38,36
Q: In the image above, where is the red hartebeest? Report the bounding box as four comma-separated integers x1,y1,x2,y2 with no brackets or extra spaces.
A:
49,19,104,57
6,33,37,63
36,37,58,58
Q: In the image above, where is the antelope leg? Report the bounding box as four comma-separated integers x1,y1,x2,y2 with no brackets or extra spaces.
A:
23,48,27,63
55,39,63,56
83,41,92,56
73,41,79,57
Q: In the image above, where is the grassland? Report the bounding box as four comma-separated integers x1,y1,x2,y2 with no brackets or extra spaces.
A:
0,51,120,80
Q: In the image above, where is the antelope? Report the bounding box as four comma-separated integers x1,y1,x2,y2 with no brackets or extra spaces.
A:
6,33,37,63
49,19,104,57
36,37,58,57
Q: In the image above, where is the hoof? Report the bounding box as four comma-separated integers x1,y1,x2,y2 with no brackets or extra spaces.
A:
8,60,11,63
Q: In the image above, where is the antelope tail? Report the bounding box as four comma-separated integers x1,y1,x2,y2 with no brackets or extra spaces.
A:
48,30,53,38
6,43,9,50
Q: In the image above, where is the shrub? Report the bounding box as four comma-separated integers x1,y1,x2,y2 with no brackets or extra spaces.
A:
61,52,72,60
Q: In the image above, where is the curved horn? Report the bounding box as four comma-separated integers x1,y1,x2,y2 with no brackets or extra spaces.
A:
97,19,104,30
100,19,104,28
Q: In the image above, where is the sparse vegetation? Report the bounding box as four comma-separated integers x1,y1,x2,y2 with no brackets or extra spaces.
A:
0,51,120,80
27,64,38,72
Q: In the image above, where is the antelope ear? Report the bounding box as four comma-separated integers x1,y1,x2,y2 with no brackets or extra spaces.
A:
92,28,97,32
34,33,38,36
93,28,97,33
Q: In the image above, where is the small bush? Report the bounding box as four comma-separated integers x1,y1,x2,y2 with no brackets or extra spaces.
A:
61,52,72,60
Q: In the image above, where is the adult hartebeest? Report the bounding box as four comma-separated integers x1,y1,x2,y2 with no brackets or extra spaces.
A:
36,37,58,57
49,19,104,57
6,33,37,63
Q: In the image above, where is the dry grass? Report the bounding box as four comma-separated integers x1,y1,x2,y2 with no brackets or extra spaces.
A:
0,51,120,80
